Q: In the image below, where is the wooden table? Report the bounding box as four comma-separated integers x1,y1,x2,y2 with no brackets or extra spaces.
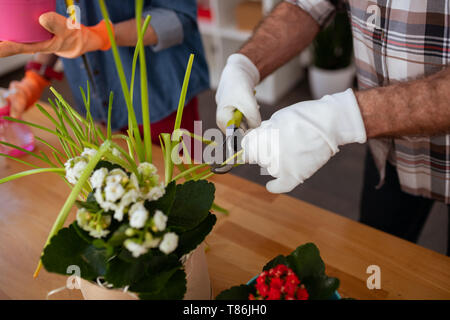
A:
1,104,450,300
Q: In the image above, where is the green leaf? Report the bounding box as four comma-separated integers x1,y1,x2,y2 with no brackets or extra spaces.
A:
144,181,176,215
216,285,254,300
41,224,106,281
104,252,149,288
168,180,215,231
94,160,123,171
285,243,339,300
286,243,325,280
138,269,187,300
129,254,181,293
83,245,108,276
176,213,216,256
306,275,340,300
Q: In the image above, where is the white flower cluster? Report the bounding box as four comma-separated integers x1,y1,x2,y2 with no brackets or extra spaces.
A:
76,162,178,258
123,205,178,257
64,148,97,184
76,207,111,238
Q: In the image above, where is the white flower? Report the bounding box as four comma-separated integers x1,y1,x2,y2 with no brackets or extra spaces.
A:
81,148,97,159
89,227,110,239
90,168,108,189
145,183,165,201
104,182,125,202
153,210,167,231
159,232,178,254
124,239,148,258
106,168,127,186
138,162,157,176
65,158,87,184
113,189,139,221
129,201,148,229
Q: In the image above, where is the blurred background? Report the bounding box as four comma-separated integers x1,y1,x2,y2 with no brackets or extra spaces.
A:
0,0,447,254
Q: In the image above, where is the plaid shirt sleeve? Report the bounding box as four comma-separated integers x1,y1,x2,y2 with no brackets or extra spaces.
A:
285,0,336,26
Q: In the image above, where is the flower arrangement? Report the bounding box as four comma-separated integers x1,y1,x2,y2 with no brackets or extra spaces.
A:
216,243,340,300
0,0,226,299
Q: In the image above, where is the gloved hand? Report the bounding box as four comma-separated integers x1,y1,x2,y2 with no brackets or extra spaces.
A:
216,53,261,133
7,70,50,118
0,12,113,58
241,89,367,193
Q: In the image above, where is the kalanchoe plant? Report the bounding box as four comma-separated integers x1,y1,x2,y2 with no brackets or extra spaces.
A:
216,243,340,300
0,0,226,299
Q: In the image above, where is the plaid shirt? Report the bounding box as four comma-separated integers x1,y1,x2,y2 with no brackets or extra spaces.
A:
286,0,450,203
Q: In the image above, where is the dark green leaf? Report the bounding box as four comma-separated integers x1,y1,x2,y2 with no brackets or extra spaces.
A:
41,223,106,281
104,253,149,288
129,255,181,293
285,243,339,300
94,160,123,171
138,269,187,300
307,275,340,300
286,243,325,281
176,213,216,256
168,180,215,231
216,285,254,300
83,245,108,276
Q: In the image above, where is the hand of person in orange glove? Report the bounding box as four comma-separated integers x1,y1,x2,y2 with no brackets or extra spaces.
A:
7,70,50,118
0,12,113,58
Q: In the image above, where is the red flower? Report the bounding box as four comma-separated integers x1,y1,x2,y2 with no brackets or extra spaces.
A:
296,286,309,300
270,277,283,290
267,287,281,300
256,283,269,298
286,274,300,286
249,264,309,300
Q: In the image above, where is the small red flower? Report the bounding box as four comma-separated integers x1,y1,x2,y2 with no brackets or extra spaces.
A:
249,264,309,300
256,283,269,298
296,286,309,300
267,287,281,300
270,277,283,290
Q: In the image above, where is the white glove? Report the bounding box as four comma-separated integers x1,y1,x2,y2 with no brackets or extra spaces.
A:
216,53,261,133
241,89,367,193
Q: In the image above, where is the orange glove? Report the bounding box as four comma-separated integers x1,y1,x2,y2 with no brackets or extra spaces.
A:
7,70,50,118
0,12,114,58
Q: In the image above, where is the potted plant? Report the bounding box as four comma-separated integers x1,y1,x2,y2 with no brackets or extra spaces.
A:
0,0,227,300
216,243,341,300
308,10,354,99
0,0,56,43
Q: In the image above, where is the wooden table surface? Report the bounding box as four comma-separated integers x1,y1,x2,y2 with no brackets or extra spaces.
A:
1,104,450,300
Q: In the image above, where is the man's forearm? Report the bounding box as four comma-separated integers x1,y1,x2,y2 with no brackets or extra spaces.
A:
355,67,450,138
114,18,158,47
239,2,319,80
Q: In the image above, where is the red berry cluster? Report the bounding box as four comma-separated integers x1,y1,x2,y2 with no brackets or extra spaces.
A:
249,264,309,300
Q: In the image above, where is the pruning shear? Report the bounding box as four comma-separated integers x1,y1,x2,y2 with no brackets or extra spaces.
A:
210,109,247,174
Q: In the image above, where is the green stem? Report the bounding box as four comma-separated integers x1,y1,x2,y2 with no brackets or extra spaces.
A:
172,163,209,182
98,0,144,162
0,168,65,184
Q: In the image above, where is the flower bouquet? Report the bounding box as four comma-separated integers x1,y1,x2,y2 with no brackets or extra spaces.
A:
0,0,225,300
216,243,341,300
